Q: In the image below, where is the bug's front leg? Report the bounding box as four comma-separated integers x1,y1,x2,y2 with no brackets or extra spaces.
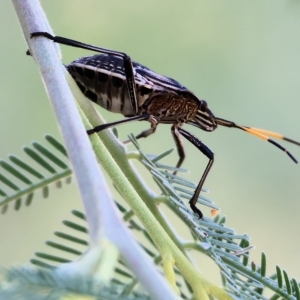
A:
177,127,214,219
122,115,159,144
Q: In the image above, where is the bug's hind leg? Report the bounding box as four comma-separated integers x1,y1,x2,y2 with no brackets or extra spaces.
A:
30,32,138,115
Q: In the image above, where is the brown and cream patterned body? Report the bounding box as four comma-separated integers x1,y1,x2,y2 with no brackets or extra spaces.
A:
67,54,217,132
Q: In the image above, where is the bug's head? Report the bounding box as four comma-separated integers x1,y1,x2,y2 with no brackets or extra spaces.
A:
188,100,217,132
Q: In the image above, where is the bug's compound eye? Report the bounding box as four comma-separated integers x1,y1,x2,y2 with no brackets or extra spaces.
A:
200,100,208,112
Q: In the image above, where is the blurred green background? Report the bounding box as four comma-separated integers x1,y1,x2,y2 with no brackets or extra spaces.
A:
1,0,300,284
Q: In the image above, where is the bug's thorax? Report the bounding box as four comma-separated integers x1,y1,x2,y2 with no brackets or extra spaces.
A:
142,92,199,123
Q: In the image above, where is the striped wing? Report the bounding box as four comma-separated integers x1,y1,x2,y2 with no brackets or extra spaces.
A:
133,62,189,92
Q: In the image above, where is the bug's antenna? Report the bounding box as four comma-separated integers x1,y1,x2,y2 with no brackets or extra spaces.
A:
215,117,300,164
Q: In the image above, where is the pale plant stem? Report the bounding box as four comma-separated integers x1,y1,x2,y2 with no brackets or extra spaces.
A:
11,0,178,298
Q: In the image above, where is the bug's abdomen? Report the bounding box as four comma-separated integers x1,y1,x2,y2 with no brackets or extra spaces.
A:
67,57,136,115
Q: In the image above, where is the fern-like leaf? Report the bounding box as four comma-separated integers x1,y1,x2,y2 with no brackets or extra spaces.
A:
0,135,71,213
24,136,300,299
0,266,150,300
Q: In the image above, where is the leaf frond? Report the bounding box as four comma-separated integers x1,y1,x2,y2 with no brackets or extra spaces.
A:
0,135,72,213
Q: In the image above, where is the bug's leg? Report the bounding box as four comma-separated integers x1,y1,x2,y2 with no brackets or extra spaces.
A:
123,115,158,144
171,124,186,175
178,127,214,219
136,128,156,139
30,32,138,114
87,113,150,135
123,128,155,144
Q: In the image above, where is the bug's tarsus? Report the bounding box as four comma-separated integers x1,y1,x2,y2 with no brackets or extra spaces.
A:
30,31,55,40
